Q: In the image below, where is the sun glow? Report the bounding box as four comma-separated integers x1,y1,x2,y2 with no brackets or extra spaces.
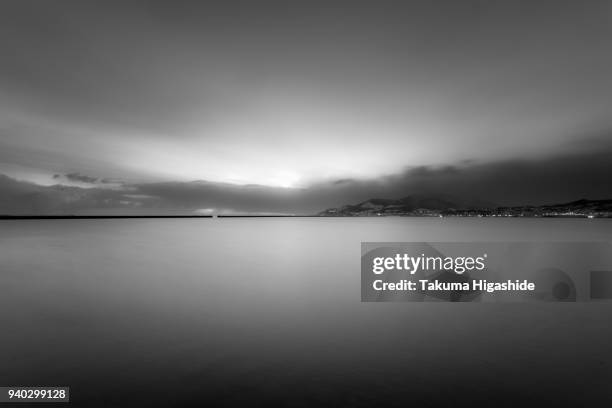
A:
265,171,300,188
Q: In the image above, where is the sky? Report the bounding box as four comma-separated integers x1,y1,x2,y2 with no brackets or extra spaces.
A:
0,0,611,214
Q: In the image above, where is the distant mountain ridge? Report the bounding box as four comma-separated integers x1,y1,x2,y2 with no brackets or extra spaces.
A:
318,197,612,218
319,195,488,215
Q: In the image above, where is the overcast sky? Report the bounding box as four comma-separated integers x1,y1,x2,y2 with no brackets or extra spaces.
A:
1,1,611,213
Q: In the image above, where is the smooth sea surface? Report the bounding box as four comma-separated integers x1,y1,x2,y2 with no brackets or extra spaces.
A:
1,218,612,407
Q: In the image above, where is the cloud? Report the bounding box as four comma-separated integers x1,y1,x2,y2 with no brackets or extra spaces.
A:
49,172,125,189
0,148,610,215
60,173,99,184
405,165,460,177
332,178,354,185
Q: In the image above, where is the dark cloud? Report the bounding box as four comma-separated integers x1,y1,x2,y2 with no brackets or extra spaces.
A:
332,179,354,185
48,172,125,187
406,165,460,177
1,148,610,215
63,173,99,184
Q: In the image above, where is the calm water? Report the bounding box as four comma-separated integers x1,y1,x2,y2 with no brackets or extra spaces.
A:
1,218,612,407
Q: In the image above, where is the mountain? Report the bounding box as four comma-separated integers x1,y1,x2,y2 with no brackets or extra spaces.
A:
319,195,465,216
318,197,612,217
530,199,612,213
